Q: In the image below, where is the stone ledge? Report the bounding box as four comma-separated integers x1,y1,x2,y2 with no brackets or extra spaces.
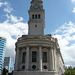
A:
13,71,58,75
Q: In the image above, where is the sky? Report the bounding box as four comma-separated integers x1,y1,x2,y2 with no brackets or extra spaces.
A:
0,0,75,69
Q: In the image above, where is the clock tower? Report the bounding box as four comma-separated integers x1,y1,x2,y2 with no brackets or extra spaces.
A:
28,0,45,35
13,0,65,75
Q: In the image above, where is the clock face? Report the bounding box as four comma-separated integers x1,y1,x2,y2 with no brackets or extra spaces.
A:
34,4,39,9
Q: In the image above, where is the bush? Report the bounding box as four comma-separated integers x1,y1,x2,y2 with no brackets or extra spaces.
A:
64,66,75,75
8,73,12,75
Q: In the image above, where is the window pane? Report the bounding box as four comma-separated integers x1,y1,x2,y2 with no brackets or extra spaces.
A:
22,52,26,63
43,52,47,62
32,51,37,62
32,15,34,19
35,25,37,27
38,14,40,19
35,14,37,19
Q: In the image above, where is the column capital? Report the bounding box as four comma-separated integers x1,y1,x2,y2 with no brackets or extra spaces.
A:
27,46,29,48
26,45,29,47
17,47,19,49
50,46,54,50
39,45,42,47
16,48,19,51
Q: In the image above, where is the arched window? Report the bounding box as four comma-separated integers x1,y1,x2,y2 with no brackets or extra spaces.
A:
32,14,34,19
38,14,40,19
35,14,37,19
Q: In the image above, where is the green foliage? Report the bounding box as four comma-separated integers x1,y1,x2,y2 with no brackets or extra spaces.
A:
8,73,12,75
64,66,75,75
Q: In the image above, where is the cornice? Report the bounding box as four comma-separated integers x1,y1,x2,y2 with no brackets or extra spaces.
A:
28,9,45,13
28,20,42,24
16,39,54,44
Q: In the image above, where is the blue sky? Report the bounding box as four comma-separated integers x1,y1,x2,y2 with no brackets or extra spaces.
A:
0,0,75,70
0,0,75,33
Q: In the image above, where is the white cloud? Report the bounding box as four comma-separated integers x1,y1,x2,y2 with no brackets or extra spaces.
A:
0,1,7,7
0,15,28,62
71,0,75,13
53,21,75,67
0,0,28,69
0,1,13,13
0,2,3,7
5,14,23,23
4,3,13,13
4,7,13,13
10,15,23,23
72,7,75,13
71,0,75,4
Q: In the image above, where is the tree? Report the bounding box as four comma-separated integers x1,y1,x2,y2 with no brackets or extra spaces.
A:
2,68,6,75
64,66,75,75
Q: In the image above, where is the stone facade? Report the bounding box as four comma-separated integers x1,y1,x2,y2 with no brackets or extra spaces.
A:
13,0,65,75
13,35,65,75
28,0,45,35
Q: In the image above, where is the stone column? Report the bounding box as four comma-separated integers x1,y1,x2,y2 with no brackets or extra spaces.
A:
54,49,57,71
49,48,51,71
51,47,54,71
39,46,42,71
15,48,19,71
26,46,29,70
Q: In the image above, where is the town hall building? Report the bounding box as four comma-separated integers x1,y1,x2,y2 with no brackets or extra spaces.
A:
13,0,65,75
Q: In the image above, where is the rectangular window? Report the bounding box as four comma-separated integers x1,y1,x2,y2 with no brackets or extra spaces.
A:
35,14,37,19
22,52,26,63
32,51,37,62
38,14,40,19
43,52,47,62
32,15,34,19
